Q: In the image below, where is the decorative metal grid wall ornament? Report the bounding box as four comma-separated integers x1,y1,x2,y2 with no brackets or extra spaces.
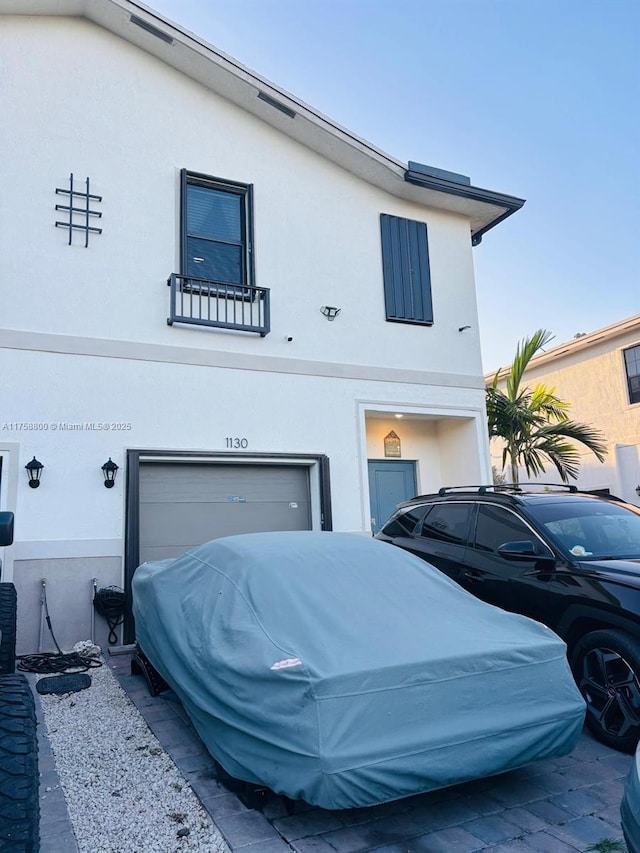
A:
384,430,402,458
55,173,102,247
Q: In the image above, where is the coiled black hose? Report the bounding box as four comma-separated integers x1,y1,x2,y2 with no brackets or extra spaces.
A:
93,586,126,644
18,651,102,674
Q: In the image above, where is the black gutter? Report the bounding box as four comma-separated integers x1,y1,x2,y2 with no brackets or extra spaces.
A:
404,166,525,245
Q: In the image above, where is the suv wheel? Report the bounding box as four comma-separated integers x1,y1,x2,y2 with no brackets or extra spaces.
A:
571,629,640,753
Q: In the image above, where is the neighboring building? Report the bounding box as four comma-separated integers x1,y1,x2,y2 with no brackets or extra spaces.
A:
488,315,640,503
0,0,524,652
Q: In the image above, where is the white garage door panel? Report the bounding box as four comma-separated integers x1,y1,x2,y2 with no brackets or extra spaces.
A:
139,462,312,565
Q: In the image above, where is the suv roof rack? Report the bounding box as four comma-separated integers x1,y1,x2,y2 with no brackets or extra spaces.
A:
435,483,579,497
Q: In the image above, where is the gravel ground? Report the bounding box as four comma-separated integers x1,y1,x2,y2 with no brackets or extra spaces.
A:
37,651,229,853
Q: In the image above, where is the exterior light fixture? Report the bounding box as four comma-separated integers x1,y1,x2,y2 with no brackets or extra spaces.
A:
25,456,44,489
320,306,341,321
636,485,640,497
102,458,119,489
458,325,471,332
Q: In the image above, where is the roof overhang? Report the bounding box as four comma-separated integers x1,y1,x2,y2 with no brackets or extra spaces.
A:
1,0,525,242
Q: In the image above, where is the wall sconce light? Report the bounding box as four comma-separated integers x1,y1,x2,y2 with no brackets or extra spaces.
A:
458,325,471,332
636,485,640,497
25,456,44,489
102,458,119,489
320,306,341,321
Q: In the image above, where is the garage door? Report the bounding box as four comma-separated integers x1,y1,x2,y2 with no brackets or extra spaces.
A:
139,462,311,564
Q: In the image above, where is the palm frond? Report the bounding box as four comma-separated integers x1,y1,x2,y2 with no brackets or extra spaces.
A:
486,329,607,484
506,329,554,400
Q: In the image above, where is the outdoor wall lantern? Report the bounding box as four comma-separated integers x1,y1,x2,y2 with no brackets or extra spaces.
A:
102,458,119,489
320,305,341,321
25,456,44,489
636,484,640,498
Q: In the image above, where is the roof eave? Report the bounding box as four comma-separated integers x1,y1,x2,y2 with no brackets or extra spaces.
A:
404,167,525,244
1,0,525,239
486,314,640,381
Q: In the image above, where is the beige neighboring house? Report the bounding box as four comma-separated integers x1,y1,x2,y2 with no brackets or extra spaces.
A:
487,314,640,505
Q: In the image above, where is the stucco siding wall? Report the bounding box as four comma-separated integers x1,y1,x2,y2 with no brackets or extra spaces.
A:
1,16,482,378
13,557,122,655
520,348,639,449
2,348,488,545
366,418,441,490
2,12,497,651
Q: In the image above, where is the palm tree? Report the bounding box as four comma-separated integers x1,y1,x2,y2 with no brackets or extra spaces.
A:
486,329,607,485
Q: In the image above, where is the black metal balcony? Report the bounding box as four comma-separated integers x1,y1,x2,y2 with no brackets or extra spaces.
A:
167,274,270,336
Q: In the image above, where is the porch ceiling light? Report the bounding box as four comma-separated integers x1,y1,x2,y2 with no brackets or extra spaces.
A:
102,458,119,489
320,306,341,321
25,456,44,489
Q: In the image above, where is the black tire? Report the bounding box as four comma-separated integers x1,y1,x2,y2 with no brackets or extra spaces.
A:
0,584,17,675
0,674,39,851
571,629,640,753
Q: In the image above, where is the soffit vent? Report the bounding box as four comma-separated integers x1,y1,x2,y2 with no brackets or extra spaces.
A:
257,91,296,119
130,14,174,45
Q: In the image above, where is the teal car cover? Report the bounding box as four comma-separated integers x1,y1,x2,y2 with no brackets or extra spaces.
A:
132,531,585,809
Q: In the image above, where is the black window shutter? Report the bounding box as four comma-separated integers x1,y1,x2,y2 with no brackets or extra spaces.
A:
380,214,433,324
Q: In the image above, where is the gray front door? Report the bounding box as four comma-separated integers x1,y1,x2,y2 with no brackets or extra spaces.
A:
139,462,311,564
368,460,417,533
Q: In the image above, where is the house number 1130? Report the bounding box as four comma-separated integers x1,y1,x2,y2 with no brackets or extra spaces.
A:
226,437,248,449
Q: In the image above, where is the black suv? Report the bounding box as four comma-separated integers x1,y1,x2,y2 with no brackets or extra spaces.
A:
376,485,640,753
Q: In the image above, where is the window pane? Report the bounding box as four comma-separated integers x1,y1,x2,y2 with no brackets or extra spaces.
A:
187,185,242,242
186,237,242,284
382,506,428,537
421,504,471,544
533,500,640,559
474,505,540,554
625,346,640,404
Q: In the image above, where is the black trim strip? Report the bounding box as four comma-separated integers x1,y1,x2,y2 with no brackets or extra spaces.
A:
123,449,141,644
404,168,525,244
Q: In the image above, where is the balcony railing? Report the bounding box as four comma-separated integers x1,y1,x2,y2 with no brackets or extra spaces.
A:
167,274,270,336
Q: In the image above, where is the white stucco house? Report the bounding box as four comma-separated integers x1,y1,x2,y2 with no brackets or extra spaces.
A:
0,0,524,652
488,315,640,503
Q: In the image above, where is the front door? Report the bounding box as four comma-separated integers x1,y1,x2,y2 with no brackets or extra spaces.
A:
368,460,417,533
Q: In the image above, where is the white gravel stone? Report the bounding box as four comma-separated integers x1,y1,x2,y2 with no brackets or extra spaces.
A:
38,659,229,853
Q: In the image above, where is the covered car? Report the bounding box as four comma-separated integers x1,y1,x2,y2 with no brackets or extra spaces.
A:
132,531,585,809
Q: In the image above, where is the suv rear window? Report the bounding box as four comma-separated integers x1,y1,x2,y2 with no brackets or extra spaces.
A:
421,503,472,545
381,506,428,537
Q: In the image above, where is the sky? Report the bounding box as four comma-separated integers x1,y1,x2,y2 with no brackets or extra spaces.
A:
148,0,639,371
